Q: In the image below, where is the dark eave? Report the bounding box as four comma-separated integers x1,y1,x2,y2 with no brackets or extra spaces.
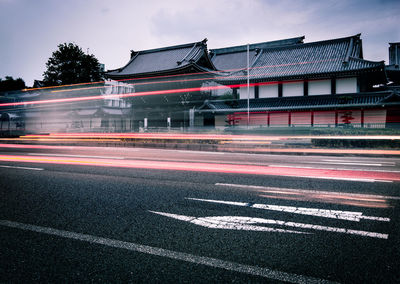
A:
197,91,398,113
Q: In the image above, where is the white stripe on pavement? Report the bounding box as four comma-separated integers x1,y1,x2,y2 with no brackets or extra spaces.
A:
0,165,44,171
150,211,388,239
0,219,336,284
186,198,390,222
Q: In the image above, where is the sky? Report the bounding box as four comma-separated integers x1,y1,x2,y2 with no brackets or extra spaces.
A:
0,0,399,87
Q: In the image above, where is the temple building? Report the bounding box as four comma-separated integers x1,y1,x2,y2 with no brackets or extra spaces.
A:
104,39,217,130
197,34,400,129
1,34,400,134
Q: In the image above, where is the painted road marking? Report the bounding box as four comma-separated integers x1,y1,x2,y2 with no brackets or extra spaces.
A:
28,153,125,160
0,220,335,284
186,198,390,222
150,211,388,239
215,183,400,201
150,211,307,234
0,165,44,171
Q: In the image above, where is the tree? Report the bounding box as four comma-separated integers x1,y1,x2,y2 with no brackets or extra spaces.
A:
43,43,102,86
0,76,26,93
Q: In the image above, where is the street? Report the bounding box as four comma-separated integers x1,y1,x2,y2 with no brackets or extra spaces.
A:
1,145,400,283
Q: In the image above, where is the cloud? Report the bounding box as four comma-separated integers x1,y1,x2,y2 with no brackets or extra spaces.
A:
0,0,398,86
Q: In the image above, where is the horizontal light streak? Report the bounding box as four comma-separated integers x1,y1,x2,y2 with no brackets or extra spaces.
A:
0,84,241,107
215,183,398,208
269,165,400,174
0,154,399,182
12,133,400,142
22,57,339,92
28,153,125,160
17,132,285,142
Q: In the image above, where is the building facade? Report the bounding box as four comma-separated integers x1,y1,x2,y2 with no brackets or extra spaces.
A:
1,34,399,135
197,34,400,129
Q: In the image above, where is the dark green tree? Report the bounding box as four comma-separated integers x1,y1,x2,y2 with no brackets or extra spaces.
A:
43,43,102,86
0,76,26,93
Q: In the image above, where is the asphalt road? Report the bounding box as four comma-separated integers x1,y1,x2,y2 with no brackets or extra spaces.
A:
1,145,400,283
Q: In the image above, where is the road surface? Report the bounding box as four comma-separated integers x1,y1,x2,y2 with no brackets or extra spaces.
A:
1,144,399,283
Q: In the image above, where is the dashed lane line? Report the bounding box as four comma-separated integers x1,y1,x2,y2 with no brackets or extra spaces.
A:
0,165,44,171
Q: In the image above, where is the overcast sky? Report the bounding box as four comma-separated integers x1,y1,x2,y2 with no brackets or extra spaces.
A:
0,0,399,86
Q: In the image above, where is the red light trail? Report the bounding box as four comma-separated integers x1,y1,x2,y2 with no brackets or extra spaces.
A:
0,154,399,182
0,82,275,107
14,57,340,96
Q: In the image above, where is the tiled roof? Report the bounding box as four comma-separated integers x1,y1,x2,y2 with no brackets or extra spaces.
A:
217,35,386,83
198,91,398,112
210,36,304,71
106,39,215,79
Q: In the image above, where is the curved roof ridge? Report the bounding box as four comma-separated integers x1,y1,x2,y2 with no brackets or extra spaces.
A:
210,36,305,55
258,34,362,53
137,39,207,55
348,56,385,66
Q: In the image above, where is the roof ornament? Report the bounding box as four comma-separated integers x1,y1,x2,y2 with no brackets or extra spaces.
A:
130,50,138,59
343,37,354,66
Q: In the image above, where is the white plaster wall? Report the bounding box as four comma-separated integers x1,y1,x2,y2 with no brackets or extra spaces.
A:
239,86,255,99
282,81,303,97
308,79,331,96
259,84,278,98
364,109,386,128
336,77,358,94
249,113,268,126
270,112,289,126
291,112,311,126
314,111,336,127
